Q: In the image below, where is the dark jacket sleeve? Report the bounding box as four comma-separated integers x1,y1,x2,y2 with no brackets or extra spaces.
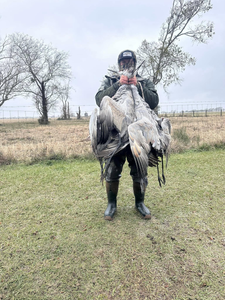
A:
137,78,159,110
95,78,120,107
95,76,159,110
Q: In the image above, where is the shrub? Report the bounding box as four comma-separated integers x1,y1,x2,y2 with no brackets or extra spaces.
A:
173,127,190,145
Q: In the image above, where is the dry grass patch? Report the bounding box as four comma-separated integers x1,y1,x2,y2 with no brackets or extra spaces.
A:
170,115,225,151
0,119,91,163
0,115,225,164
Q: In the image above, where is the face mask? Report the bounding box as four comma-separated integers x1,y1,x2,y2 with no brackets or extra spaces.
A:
119,59,135,71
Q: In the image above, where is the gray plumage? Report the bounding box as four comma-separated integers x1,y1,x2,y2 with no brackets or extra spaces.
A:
90,70,171,187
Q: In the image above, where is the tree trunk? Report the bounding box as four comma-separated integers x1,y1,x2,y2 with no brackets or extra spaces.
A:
61,101,70,120
77,106,81,119
62,102,67,119
39,81,49,124
67,102,70,119
42,98,48,124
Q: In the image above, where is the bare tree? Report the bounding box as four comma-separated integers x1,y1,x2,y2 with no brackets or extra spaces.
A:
137,0,214,88
0,36,26,107
57,80,72,120
9,33,72,124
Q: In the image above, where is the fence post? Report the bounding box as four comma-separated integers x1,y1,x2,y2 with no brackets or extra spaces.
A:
205,109,207,117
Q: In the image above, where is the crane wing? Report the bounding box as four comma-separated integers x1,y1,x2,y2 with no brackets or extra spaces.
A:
128,117,161,178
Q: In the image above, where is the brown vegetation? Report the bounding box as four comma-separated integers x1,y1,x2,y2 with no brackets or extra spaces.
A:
0,114,224,164
170,115,225,152
0,119,91,163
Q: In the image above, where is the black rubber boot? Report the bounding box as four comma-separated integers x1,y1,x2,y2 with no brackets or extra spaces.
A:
104,181,119,221
133,182,151,219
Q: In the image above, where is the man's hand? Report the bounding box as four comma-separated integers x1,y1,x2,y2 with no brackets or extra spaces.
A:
120,75,129,85
119,75,137,86
128,76,137,86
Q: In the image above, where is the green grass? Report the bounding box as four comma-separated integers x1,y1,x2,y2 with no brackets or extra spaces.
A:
0,150,225,299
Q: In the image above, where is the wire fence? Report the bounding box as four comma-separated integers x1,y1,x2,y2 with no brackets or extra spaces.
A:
0,102,224,121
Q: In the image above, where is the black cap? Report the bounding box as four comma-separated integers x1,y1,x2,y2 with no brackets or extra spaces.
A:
118,50,137,66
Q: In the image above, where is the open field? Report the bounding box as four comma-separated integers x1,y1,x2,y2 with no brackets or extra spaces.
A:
170,115,225,152
0,114,225,164
0,150,225,299
0,119,92,164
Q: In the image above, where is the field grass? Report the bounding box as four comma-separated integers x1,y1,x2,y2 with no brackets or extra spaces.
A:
1,149,225,299
0,119,91,164
0,115,225,164
168,115,225,152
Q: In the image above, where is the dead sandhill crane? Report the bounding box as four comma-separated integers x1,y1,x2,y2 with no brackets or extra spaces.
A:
89,69,171,190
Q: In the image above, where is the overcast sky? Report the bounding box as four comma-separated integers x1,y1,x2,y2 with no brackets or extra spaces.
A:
1,0,225,115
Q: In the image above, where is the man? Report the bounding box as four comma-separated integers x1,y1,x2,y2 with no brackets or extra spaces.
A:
95,50,159,221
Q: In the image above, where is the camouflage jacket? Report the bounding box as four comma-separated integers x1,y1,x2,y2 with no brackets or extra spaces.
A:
95,74,159,110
